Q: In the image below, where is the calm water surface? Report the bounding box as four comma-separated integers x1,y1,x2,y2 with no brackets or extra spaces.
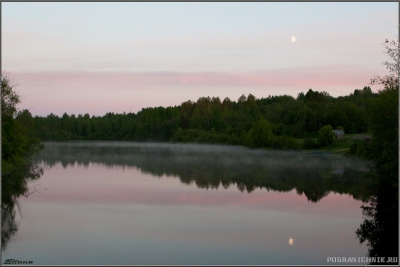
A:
2,142,372,265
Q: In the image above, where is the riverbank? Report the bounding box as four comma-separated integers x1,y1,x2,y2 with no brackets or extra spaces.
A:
40,132,370,158
301,133,371,156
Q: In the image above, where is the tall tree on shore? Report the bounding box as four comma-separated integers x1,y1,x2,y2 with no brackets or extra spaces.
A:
1,74,42,177
1,73,44,251
356,38,399,263
366,38,399,188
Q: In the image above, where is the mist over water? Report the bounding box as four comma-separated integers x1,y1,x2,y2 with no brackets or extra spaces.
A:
37,141,371,202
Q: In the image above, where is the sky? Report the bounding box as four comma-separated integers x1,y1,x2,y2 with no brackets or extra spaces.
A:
2,2,398,117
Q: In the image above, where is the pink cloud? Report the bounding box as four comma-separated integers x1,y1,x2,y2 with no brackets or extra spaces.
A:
8,65,381,116
10,64,378,89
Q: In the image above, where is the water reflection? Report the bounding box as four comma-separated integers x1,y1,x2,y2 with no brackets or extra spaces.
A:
356,179,399,265
3,142,378,264
37,142,372,203
1,160,43,252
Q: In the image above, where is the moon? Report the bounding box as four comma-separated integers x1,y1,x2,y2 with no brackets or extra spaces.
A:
291,36,296,42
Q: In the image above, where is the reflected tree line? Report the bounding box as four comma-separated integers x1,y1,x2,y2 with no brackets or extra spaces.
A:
38,143,372,203
1,161,43,252
4,141,396,263
356,179,398,265
37,140,399,263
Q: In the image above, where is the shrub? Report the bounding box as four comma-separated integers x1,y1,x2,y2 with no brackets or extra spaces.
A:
246,118,273,148
303,138,318,149
270,135,301,150
349,142,359,154
317,125,335,147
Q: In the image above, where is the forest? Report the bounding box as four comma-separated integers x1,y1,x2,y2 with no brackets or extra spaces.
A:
30,86,376,151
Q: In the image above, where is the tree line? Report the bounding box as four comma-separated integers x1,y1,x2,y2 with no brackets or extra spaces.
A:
30,86,377,150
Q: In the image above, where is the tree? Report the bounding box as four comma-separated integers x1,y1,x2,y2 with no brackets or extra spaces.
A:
2,74,24,175
1,74,43,177
366,38,399,188
370,39,399,90
356,180,398,263
1,74,20,117
356,38,399,261
317,125,334,147
367,38,399,147
1,75,44,252
1,74,44,253
246,118,273,148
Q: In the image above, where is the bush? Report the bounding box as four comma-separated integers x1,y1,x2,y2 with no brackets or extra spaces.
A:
246,118,273,148
170,127,186,142
286,137,301,150
303,138,318,149
317,125,335,147
270,135,301,150
349,142,359,154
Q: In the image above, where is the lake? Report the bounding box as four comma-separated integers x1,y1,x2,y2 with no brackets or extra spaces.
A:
2,141,372,265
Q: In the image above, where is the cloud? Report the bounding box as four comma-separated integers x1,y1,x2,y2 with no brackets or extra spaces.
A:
10,64,377,89
8,65,381,116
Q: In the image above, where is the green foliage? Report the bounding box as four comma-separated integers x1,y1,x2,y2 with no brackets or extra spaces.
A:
317,125,335,147
348,139,371,157
364,86,398,186
355,38,399,262
363,38,399,189
303,138,318,149
171,128,243,145
269,135,301,150
246,118,272,148
29,87,387,152
1,102,44,251
1,75,20,117
1,74,43,178
349,142,359,154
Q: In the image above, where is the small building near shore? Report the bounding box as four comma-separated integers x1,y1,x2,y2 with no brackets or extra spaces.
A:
333,129,345,139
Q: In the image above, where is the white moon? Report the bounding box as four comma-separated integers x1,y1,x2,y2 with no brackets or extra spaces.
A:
291,36,296,42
